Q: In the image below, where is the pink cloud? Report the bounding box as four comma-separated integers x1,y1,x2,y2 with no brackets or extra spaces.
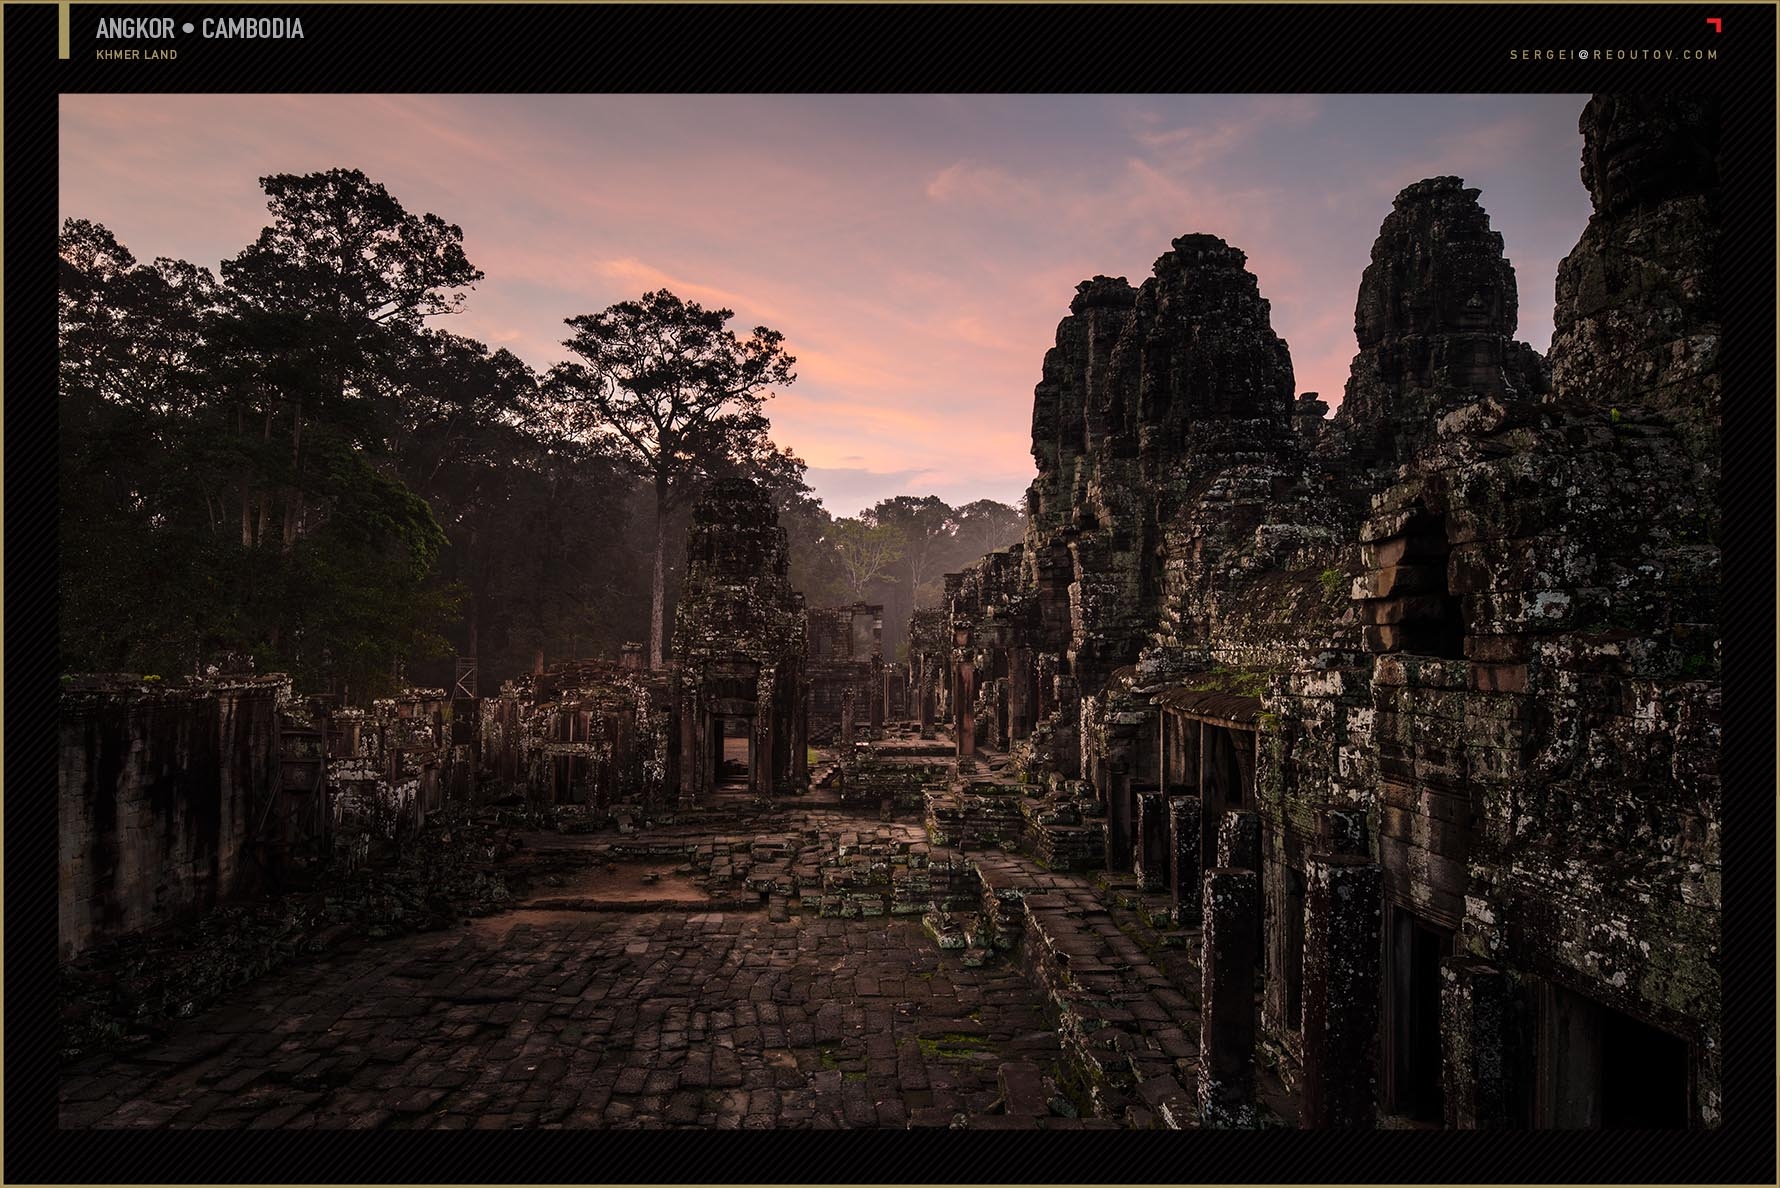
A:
59,93,1590,512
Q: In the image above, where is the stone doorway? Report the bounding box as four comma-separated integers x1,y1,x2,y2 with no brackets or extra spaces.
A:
1536,980,1692,1128
1385,904,1453,1123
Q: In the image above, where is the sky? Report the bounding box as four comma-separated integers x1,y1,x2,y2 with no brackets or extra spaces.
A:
60,93,1594,514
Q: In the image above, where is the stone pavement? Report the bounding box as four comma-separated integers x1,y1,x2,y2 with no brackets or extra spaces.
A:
60,886,1081,1128
61,791,1307,1129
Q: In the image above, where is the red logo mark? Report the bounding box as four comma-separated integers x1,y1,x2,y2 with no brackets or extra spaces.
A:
1706,17,1722,32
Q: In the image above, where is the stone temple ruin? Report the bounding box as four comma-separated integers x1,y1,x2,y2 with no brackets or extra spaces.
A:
57,95,1721,1131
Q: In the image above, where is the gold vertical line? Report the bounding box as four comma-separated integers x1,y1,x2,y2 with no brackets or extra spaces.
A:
59,1,71,59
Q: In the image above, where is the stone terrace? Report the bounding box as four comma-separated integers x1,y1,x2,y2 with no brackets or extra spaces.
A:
58,729,1320,1130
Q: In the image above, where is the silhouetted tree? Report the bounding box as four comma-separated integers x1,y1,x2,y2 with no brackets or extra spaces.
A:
832,518,906,601
546,289,796,668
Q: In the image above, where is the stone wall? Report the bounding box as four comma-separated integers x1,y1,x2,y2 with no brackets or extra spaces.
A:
478,659,671,817
671,479,808,802
59,674,287,958
806,603,886,744
939,93,1721,1128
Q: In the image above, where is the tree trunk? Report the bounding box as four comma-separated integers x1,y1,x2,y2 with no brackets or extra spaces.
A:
238,406,253,547
257,406,274,546
282,396,304,553
240,475,253,547
650,478,669,672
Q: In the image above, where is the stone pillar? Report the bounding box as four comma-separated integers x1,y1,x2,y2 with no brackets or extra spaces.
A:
880,663,893,730
1104,770,1133,873
1008,647,1034,741
1133,788,1169,891
1217,810,1263,960
1168,794,1202,926
840,687,856,749
956,661,976,758
1300,854,1382,1129
677,696,698,808
1441,957,1513,1129
1198,868,1261,1128
918,660,936,739
751,715,769,798
1216,809,1261,871
870,658,886,731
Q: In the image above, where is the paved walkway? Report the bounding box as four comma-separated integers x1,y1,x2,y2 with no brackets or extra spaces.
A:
61,788,1297,1129
60,860,1069,1128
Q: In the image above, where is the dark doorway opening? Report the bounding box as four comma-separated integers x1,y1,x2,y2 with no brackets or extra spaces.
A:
1283,866,1305,1030
1601,1009,1690,1128
716,717,751,789
1196,723,1257,873
1388,906,1452,1123
1396,509,1464,660
1538,980,1691,1128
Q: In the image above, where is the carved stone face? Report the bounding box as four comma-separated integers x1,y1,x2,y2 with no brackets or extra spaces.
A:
1580,95,1719,215
1355,181,1516,347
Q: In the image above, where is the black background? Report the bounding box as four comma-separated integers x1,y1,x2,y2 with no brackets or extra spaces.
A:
6,3,1775,1183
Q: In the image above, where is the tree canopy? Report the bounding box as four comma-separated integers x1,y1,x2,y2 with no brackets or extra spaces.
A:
59,169,1027,697
545,289,798,668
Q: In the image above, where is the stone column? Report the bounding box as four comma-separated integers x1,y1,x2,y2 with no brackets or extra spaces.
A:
1217,810,1263,960
840,687,856,749
1300,854,1382,1128
870,658,886,731
1104,770,1134,873
1134,788,1169,891
1441,957,1513,1129
918,659,936,739
956,661,976,758
1216,810,1261,871
1168,795,1202,926
677,695,698,809
1198,867,1261,1127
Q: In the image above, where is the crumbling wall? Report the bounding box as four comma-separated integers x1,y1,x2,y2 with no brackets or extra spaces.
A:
323,688,464,857
938,93,1720,1129
671,478,808,802
806,603,886,744
476,659,671,818
58,674,288,958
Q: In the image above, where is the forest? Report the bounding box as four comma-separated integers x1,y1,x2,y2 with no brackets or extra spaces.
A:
58,168,1026,699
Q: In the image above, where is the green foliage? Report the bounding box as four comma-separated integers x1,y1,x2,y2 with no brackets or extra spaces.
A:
1184,664,1278,699
545,289,799,665
831,517,907,600
1318,566,1346,597
59,177,532,698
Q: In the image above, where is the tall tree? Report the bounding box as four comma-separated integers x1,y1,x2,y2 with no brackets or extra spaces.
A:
59,178,486,697
832,518,906,602
869,495,954,603
546,289,796,668
949,498,1028,562
221,168,482,552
